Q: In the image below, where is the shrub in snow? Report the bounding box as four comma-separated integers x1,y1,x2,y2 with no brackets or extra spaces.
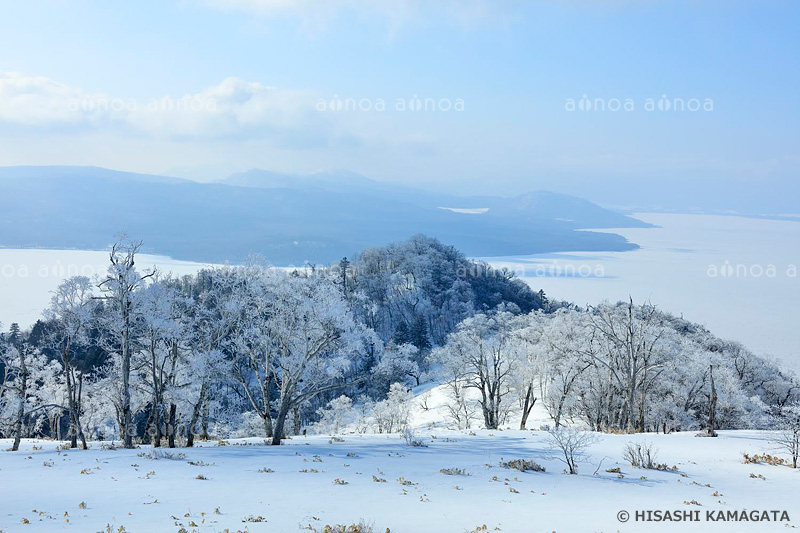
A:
742,453,786,466
499,459,545,472
546,427,599,475
774,404,800,468
439,467,468,475
623,441,659,469
316,521,375,533
372,383,413,434
401,427,427,447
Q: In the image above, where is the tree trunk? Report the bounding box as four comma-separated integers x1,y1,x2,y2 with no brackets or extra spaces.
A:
706,365,718,437
63,352,83,449
150,344,162,448
11,350,27,452
626,375,636,433
292,405,301,436
153,405,162,448
264,412,273,438
69,420,78,448
271,401,291,445
167,403,177,448
187,383,207,447
201,398,210,441
120,293,134,448
121,325,133,447
142,405,154,445
519,384,536,430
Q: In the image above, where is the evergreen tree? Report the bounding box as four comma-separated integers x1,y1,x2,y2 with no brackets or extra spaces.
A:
411,315,431,352
8,322,21,348
393,321,412,345
339,257,350,294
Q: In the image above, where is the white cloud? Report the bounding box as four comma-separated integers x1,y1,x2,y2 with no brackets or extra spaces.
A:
0,72,329,142
126,77,323,139
0,72,113,126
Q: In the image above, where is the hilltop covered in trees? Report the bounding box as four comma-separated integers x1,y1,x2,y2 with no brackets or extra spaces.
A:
0,235,797,451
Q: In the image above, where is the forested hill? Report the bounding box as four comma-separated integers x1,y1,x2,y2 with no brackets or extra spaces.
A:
0,166,648,264
1,234,797,448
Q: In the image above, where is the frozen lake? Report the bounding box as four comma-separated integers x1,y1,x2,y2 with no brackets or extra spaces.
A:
486,213,800,371
0,248,212,330
1,212,798,371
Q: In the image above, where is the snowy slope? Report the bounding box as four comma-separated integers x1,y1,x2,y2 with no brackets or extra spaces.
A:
2,431,797,533
2,385,798,533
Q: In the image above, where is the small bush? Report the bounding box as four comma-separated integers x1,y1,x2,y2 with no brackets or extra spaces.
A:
500,459,545,472
139,450,186,461
318,521,375,533
623,441,661,469
187,460,214,467
439,467,468,476
743,453,786,466
401,428,427,447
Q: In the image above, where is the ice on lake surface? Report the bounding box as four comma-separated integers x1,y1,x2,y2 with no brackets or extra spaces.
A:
0,248,211,329
486,213,800,371
1,212,798,370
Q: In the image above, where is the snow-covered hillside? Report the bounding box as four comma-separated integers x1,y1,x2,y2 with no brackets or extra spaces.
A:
1,385,798,533
3,430,798,533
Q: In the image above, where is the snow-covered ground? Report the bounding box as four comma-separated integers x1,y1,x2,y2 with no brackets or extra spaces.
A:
2,386,798,533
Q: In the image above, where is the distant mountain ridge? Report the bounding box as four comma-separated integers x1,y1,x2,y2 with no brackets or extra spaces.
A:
0,165,649,264
217,169,649,230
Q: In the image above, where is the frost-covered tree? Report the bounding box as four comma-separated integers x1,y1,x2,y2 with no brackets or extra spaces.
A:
181,270,239,446
225,265,281,438
374,341,420,388
96,239,155,447
583,299,670,433
315,395,354,435
511,312,550,429
135,277,186,447
44,276,96,449
546,427,599,475
372,383,413,433
538,309,591,428
433,312,520,429
235,270,372,445
775,404,800,468
0,335,54,451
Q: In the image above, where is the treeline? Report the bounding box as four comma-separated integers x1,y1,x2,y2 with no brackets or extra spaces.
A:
430,302,799,434
1,235,797,451
0,235,545,449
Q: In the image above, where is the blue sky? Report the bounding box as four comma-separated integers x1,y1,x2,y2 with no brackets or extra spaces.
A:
0,0,798,201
